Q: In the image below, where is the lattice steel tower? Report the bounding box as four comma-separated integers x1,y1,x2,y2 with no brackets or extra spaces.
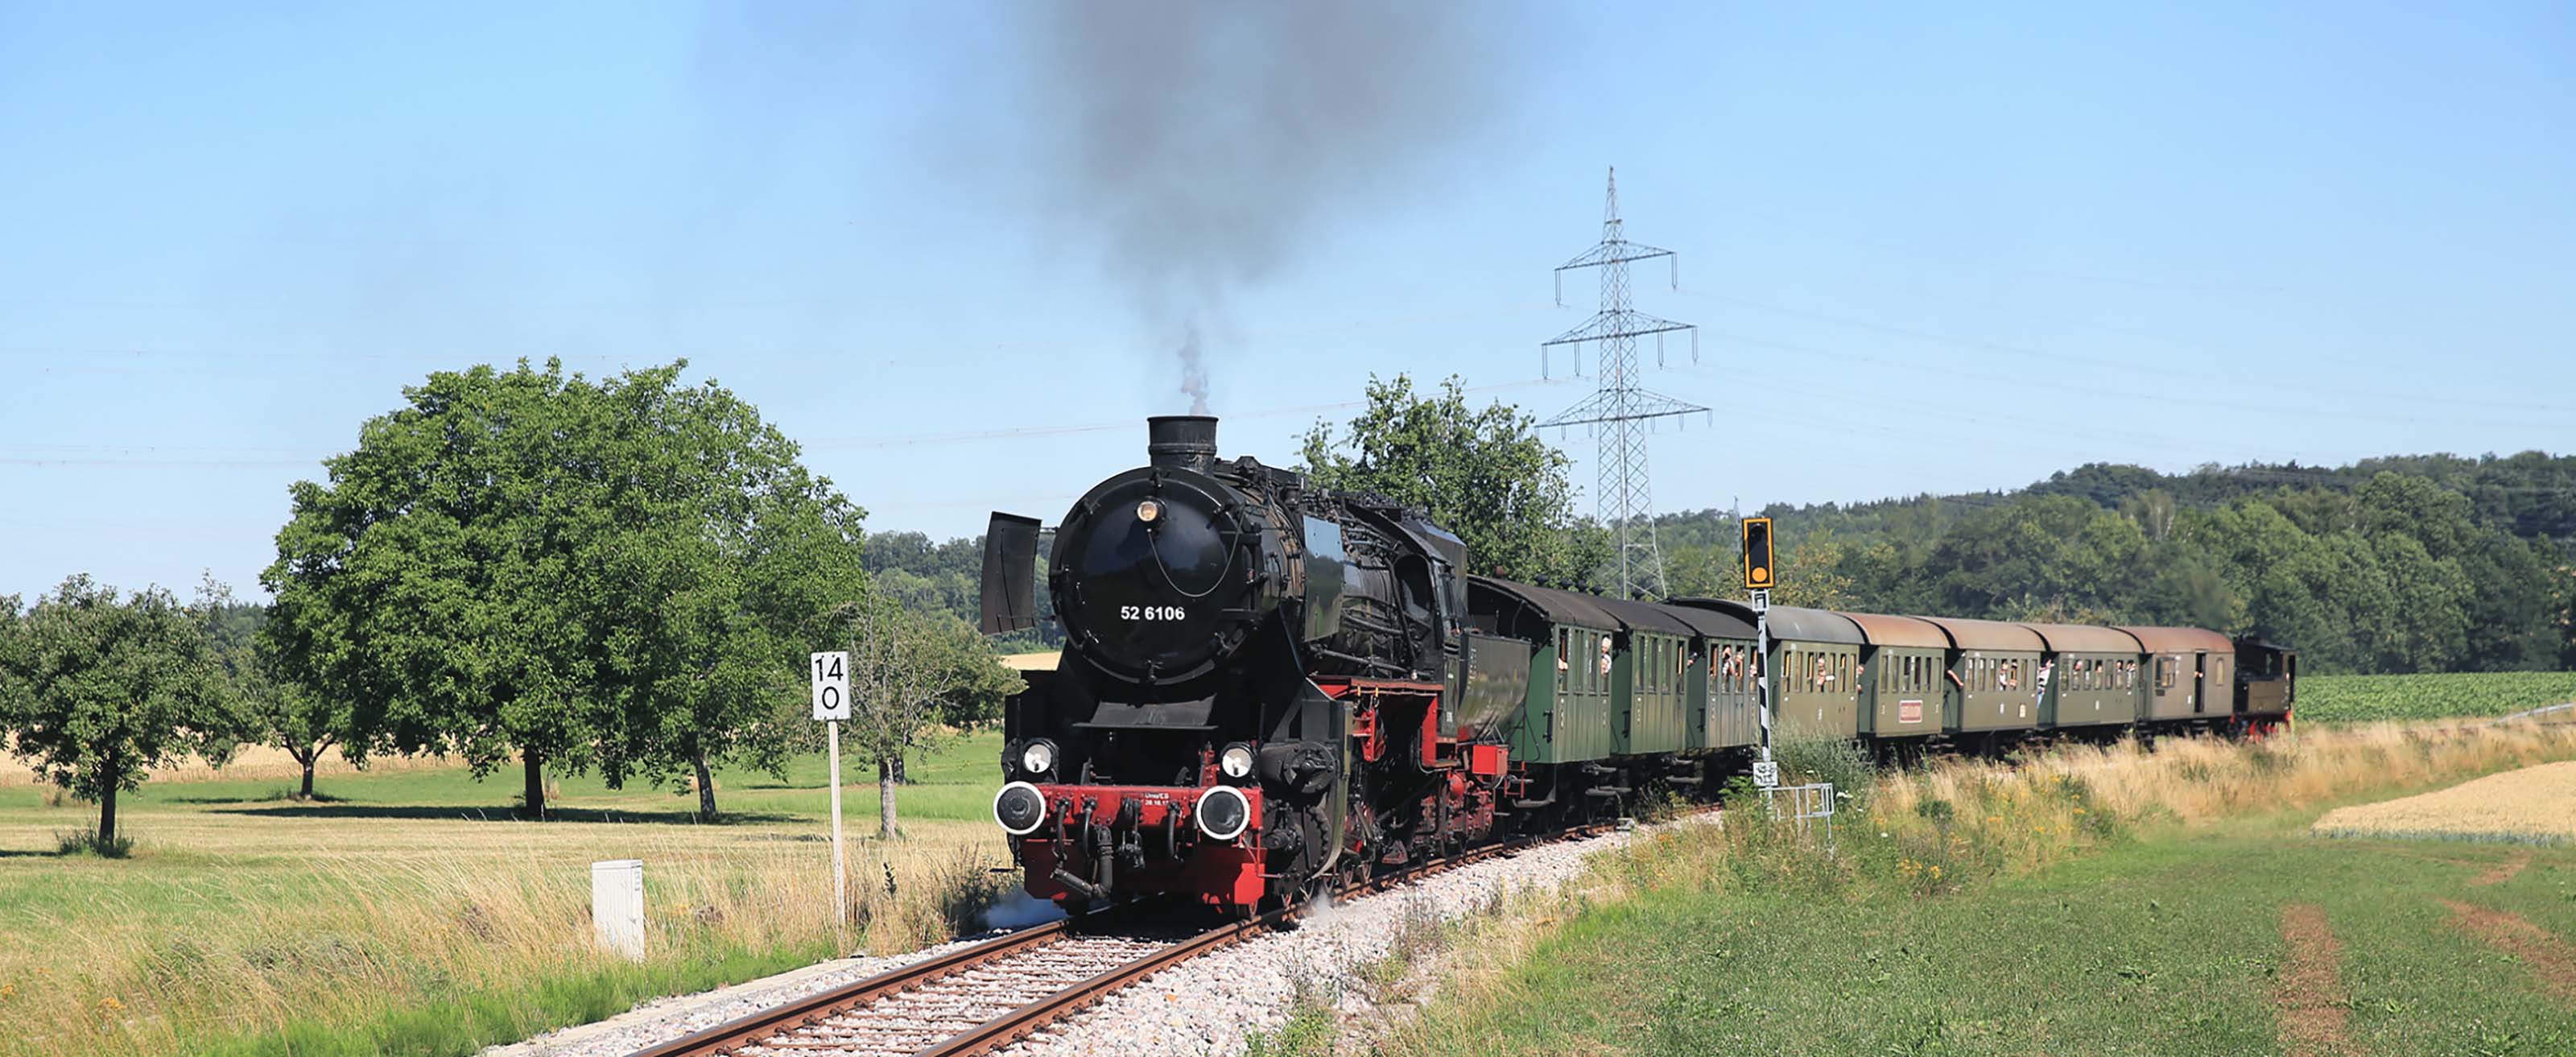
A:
1540,167,1703,600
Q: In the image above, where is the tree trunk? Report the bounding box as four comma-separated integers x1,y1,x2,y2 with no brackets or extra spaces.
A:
692,749,718,820
299,759,316,800
99,778,118,846
877,757,899,839
522,749,546,820
890,754,908,785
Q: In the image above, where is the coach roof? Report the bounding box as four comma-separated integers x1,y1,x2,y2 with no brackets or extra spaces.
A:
1594,597,1699,637
1653,601,1757,640
1839,612,1950,650
2018,623,2145,654
1470,576,1620,630
1916,615,2047,653
1670,599,1865,645
2115,626,2236,654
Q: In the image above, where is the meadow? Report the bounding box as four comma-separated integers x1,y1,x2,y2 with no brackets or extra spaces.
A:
0,733,1013,1057
2294,670,2576,724
1382,720,2576,1057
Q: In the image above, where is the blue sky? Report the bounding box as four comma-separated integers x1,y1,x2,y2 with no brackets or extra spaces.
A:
2,2,2570,601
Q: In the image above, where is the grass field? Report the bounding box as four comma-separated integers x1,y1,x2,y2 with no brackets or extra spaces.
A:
1388,721,2576,1057
2295,671,2576,724
0,733,1013,1057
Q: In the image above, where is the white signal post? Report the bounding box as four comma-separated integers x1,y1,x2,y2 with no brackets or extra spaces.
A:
1750,588,1776,788
811,650,852,944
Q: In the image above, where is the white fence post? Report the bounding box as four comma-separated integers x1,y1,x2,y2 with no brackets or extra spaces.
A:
592,859,646,960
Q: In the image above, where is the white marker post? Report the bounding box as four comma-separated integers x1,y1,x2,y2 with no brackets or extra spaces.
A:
811,650,852,947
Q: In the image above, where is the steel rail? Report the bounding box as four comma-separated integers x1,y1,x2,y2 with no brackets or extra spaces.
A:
621,918,1078,1057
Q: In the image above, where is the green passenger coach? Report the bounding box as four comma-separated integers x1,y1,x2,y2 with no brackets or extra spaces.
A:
2021,623,2145,729
1664,604,1760,751
1596,597,1698,757
1919,617,2048,737
1468,578,1622,765
1841,612,1950,741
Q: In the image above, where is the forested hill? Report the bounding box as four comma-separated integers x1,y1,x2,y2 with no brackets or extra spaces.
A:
873,452,2576,676
1651,452,2576,675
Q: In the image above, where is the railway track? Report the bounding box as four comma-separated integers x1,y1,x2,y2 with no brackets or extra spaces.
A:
624,820,1625,1057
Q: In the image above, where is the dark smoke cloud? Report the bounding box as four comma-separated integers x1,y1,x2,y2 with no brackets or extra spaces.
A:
1000,1,1501,411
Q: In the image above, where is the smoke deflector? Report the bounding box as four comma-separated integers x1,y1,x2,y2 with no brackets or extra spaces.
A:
980,511,1042,634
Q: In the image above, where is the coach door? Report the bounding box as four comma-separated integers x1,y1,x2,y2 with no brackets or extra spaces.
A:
1709,638,1756,747
2197,652,2228,716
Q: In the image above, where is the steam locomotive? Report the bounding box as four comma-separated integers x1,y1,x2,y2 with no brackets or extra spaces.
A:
978,417,2296,915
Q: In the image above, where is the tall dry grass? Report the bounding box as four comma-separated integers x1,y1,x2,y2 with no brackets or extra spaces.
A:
8,829,1010,1057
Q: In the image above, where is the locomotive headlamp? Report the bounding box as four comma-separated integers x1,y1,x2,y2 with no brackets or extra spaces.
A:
1135,499,1162,523
1019,739,1058,776
1195,784,1251,842
1218,742,1255,780
993,782,1046,836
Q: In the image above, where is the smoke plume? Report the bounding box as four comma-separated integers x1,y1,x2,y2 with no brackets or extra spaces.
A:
1176,324,1209,415
1001,1,1498,411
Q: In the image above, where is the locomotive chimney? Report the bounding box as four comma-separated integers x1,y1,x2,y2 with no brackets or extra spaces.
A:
1146,415,1219,473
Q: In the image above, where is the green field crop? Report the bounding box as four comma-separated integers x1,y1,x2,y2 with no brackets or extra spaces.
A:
2297,671,2576,724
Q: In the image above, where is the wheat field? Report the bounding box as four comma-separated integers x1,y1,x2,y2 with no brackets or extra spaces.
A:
2311,758,2576,844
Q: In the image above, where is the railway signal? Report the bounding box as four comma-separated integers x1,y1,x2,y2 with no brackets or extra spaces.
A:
1741,516,1775,591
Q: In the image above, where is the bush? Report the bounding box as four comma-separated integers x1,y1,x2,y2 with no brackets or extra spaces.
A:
56,828,135,858
1773,736,1876,813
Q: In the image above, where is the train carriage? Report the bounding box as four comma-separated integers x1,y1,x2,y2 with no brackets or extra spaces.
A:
2119,626,2236,724
1662,603,1761,753
1676,602,1864,742
1918,617,2048,736
2021,623,2145,729
1468,578,1621,766
1840,612,1949,742
1594,597,1698,757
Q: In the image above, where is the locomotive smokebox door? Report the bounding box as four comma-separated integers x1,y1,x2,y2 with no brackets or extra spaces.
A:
980,511,1042,634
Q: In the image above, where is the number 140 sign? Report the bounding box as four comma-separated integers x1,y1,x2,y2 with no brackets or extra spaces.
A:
810,651,850,721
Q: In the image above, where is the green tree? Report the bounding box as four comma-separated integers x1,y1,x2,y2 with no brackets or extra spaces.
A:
262,359,866,818
834,593,1018,838
1299,374,1607,587
195,581,345,800
0,576,238,848
577,365,869,820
